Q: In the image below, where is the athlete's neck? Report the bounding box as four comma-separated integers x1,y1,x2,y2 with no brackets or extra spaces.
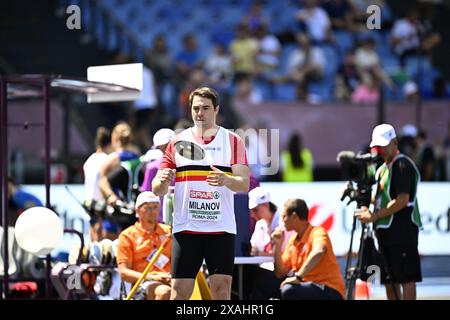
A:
192,125,219,140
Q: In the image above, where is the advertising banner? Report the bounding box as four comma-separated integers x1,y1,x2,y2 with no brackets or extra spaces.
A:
20,182,450,256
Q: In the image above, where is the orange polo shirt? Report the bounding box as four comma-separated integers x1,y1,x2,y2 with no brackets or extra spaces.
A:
117,222,172,274
282,225,345,298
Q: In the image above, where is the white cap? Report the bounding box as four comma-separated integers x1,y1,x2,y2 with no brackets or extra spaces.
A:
143,149,164,162
401,124,418,137
370,123,397,147
153,128,175,147
403,81,418,96
248,187,270,209
135,191,160,209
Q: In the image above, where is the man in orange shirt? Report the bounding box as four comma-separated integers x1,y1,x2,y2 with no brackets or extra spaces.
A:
272,198,345,300
116,191,172,300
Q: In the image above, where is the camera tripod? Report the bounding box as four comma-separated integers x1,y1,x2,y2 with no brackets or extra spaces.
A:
342,183,399,300
344,213,370,300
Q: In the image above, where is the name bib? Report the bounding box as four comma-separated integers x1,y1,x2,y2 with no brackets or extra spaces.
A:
187,189,222,222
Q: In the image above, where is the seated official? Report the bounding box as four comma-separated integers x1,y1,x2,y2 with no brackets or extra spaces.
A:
116,192,172,300
247,187,295,299
272,198,345,300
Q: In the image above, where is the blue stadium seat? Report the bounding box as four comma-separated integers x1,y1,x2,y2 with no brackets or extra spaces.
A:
319,44,339,77
333,30,354,54
380,53,400,70
404,56,434,78
82,0,445,104
273,83,297,101
309,78,333,102
220,7,244,26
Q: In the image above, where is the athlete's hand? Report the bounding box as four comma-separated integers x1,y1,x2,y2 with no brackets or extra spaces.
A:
206,165,228,187
159,168,176,184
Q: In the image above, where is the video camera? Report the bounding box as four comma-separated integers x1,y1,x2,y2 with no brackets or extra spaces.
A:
337,150,378,208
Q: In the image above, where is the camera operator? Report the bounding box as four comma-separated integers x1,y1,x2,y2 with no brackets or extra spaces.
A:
354,124,422,300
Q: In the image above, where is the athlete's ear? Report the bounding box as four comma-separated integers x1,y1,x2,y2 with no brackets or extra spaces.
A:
214,105,220,114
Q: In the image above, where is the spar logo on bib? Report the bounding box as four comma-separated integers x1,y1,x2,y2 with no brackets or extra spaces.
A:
190,190,220,200
190,190,213,199
308,204,335,232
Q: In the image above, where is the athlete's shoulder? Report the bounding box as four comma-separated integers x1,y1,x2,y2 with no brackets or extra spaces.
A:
224,128,241,139
226,129,246,147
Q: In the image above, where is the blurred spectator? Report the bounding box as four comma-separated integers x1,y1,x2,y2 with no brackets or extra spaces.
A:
415,129,437,181
174,34,203,88
431,77,450,100
83,127,112,201
145,34,177,122
241,0,269,36
99,122,140,205
442,122,450,180
249,188,295,256
101,219,120,241
321,0,356,31
295,0,334,44
204,43,233,89
146,34,173,84
174,118,194,132
232,75,263,109
178,67,209,119
422,76,450,99
334,49,359,101
7,176,43,227
354,37,394,88
416,1,441,61
282,33,325,100
140,128,175,222
391,7,440,67
435,121,450,181
254,24,281,76
230,24,259,80
403,81,420,104
351,73,379,104
281,132,314,182
83,126,112,242
247,187,294,300
398,124,418,159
